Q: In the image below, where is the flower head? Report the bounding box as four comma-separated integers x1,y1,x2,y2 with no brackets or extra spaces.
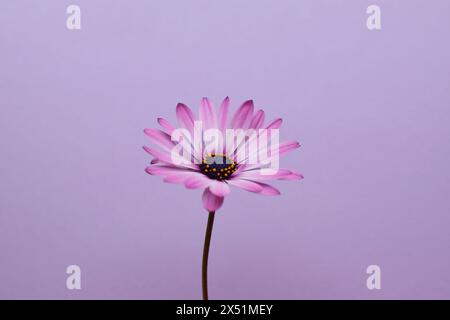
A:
144,97,303,212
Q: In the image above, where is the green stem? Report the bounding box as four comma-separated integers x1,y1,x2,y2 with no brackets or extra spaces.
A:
202,211,215,300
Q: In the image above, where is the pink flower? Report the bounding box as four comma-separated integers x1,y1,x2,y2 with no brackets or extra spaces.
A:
143,97,303,212
144,97,303,299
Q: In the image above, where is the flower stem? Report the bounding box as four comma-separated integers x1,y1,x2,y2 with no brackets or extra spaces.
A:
202,211,215,300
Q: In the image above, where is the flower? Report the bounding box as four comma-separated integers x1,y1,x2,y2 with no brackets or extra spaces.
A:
143,97,304,300
143,97,303,212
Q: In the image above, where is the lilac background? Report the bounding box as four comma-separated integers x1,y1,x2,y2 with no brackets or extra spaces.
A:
1,0,450,299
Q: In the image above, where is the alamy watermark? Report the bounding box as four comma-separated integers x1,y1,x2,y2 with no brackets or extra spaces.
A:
66,265,81,290
66,5,81,30
65,5,381,31
366,265,381,290
169,121,280,175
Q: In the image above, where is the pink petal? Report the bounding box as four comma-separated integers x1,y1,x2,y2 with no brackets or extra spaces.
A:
145,165,199,185
227,178,263,193
280,172,304,180
144,128,174,152
143,146,195,169
184,175,210,189
266,118,283,129
228,178,281,195
238,140,300,166
235,169,294,181
209,180,231,197
202,188,224,212
218,97,230,132
230,100,254,129
255,182,281,196
199,97,217,129
145,165,191,176
249,109,265,129
279,141,300,156
163,172,195,184
176,103,195,133
157,117,175,134
143,146,172,163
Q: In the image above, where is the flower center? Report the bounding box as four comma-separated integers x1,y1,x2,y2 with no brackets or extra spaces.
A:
199,153,238,181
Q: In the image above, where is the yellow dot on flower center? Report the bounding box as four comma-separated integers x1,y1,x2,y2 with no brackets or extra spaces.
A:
199,154,238,181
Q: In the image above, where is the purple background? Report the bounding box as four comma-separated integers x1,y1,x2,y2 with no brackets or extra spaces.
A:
1,0,450,299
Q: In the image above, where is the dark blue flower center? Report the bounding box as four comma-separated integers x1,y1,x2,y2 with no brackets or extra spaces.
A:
199,154,238,181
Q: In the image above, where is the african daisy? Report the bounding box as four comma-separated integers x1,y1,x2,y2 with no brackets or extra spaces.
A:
143,97,303,299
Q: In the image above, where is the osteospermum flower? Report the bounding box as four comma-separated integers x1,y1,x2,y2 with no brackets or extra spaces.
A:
143,97,303,300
